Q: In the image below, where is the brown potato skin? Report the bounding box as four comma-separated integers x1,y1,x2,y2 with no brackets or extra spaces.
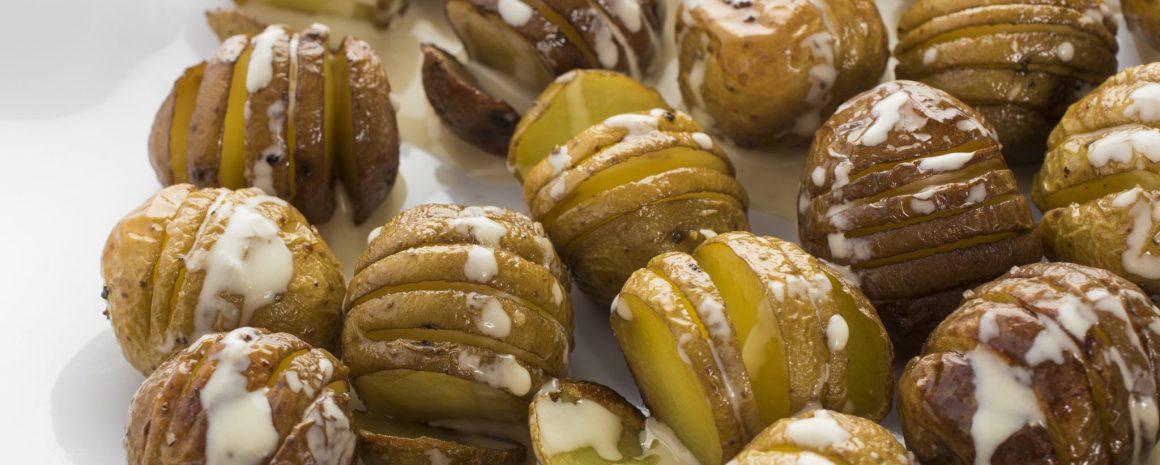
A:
894,0,1118,163
899,262,1160,465
245,27,294,199
124,328,356,465
421,43,519,156
292,25,336,224
677,0,887,148
798,81,1041,349
101,185,345,374
734,409,915,465
339,36,400,224
149,80,178,186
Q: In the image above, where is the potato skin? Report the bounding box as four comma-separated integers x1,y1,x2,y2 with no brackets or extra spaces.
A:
798,80,1040,349
734,409,915,465
338,36,401,224
677,0,887,147
124,327,356,465
894,0,1118,163
1125,0,1160,50
420,43,519,156
899,262,1160,465
101,185,345,374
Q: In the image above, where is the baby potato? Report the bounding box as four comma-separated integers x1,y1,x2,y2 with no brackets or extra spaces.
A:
733,409,915,465
894,0,1119,163
124,327,356,465
676,0,887,148
611,232,894,465
798,80,1041,351
343,204,571,424
900,262,1160,465
101,185,345,375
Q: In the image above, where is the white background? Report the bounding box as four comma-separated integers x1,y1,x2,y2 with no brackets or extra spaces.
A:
0,0,1156,463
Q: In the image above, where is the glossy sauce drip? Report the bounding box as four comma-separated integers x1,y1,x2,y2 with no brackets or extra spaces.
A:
200,328,279,465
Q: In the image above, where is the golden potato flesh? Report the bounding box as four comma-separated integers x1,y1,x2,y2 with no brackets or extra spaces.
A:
798,80,1041,350
611,232,894,465
343,204,571,424
894,0,1118,163
124,327,356,465
1125,0,1160,49
899,262,1160,465
676,0,887,148
733,409,915,465
508,69,670,181
529,379,701,465
521,105,749,302
148,25,399,225
101,185,345,375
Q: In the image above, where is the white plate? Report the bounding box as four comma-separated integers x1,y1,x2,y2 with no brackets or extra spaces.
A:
0,0,1156,463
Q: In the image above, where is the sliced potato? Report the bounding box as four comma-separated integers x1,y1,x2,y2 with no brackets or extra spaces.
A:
244,26,293,198
421,43,520,156
148,62,206,186
204,8,266,41
445,0,575,91
187,35,249,187
356,413,527,465
234,0,408,27
507,70,669,180
734,409,915,465
529,379,700,465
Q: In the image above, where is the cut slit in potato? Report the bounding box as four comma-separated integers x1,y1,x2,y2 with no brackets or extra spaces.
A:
824,273,892,419
356,412,527,465
354,369,530,423
169,64,207,185
220,42,254,189
508,70,670,180
692,242,792,425
366,328,561,375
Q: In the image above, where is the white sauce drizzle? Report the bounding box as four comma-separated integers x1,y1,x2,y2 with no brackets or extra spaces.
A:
967,345,1046,465
425,449,451,465
464,245,500,283
246,26,285,94
457,352,531,396
692,132,714,150
917,152,974,172
497,0,534,28
639,418,700,465
1125,84,1160,122
469,293,512,338
367,226,383,245
1087,127,1160,168
825,315,849,352
450,210,508,248
200,328,280,465
533,393,625,460
253,100,286,196
1113,189,1160,279
923,48,938,65
612,295,633,320
609,0,643,33
303,391,356,465
856,91,911,147
547,146,572,174
1056,41,1075,62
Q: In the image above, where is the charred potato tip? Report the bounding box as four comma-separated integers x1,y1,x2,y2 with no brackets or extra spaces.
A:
611,231,894,465
101,184,345,374
343,204,572,424
125,327,356,465
798,80,1041,350
900,262,1160,465
148,24,399,225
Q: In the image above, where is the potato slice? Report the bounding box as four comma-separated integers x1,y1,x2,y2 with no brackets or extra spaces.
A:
291,25,336,223
586,0,663,75
356,413,527,465
244,26,293,198
530,379,700,465
507,70,669,180
148,62,206,186
421,43,520,156
332,36,400,224
219,35,255,189
187,35,249,187
611,269,742,465
444,0,571,91
204,8,267,41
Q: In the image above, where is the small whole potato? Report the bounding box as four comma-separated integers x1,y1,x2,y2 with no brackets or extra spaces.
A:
798,80,1041,351
733,409,915,465
101,184,345,375
677,0,888,147
124,327,356,465
894,0,1119,163
900,262,1160,465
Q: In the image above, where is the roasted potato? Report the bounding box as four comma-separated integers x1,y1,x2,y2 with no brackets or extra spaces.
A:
1125,0,1160,49
798,80,1042,351
529,379,700,465
344,204,571,424
1032,63,1160,294
205,9,268,46
611,231,894,465
733,409,915,465
899,262,1160,465
234,0,407,28
514,73,749,301
421,43,519,156
445,0,662,91
149,24,399,225
894,0,1118,163
101,185,345,374
356,413,526,465
124,327,356,465
676,0,887,148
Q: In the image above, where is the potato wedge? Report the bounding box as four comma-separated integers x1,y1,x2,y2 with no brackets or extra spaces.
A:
356,413,526,465
529,379,700,465
507,70,669,180
244,26,294,198
102,185,345,374
124,328,356,465
733,409,915,465
798,80,1040,348
900,262,1160,465
421,43,520,156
